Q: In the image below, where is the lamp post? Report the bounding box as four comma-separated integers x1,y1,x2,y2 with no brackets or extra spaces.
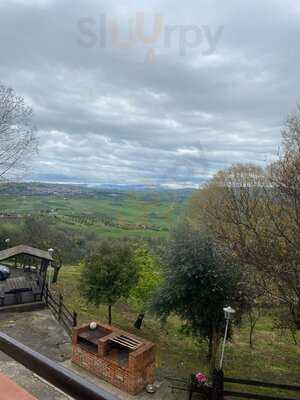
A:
219,306,235,370
5,238,10,248
48,248,54,288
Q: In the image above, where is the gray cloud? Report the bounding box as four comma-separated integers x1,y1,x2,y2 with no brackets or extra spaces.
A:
0,0,298,187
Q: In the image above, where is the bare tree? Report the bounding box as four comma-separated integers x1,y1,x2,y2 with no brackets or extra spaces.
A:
0,83,37,178
190,142,300,330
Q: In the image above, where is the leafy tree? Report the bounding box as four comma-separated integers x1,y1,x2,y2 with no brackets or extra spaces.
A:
21,216,87,282
152,221,247,372
130,244,163,310
80,240,139,325
130,244,163,328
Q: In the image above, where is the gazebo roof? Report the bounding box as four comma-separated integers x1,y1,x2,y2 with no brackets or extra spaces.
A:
0,245,53,262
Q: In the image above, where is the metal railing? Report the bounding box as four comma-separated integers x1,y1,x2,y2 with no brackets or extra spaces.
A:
0,332,118,400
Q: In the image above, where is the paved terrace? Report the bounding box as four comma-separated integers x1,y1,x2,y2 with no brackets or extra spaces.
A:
0,309,183,400
0,309,70,400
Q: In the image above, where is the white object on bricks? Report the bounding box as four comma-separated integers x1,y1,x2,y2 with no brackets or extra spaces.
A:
89,321,97,330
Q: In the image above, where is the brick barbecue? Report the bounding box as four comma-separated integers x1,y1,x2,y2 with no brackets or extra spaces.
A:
72,322,155,395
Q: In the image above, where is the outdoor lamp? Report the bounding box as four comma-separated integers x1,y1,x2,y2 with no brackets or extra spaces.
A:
223,306,236,321
48,248,54,257
219,306,236,370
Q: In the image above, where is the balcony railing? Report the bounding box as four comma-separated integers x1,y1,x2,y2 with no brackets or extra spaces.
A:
0,331,118,400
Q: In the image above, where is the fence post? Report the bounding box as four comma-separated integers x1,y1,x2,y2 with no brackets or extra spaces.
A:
188,374,195,400
73,311,77,328
58,294,63,321
211,369,224,400
45,285,49,306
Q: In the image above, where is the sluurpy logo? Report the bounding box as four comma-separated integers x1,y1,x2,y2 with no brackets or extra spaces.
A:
77,13,224,61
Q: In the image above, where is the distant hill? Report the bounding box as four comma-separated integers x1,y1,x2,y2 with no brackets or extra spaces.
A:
0,182,196,202
0,182,196,239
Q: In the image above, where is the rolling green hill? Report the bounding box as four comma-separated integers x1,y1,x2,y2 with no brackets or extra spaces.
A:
0,183,195,238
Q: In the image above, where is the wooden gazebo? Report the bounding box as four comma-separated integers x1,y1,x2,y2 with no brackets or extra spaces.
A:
0,245,53,310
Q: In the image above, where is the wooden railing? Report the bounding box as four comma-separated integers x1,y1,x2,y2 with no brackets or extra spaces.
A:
211,370,300,400
0,331,117,400
168,371,300,400
43,284,77,334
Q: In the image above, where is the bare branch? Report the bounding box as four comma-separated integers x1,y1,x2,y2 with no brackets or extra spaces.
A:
0,83,37,179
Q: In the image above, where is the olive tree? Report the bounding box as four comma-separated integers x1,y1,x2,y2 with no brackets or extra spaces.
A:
80,240,139,325
152,221,248,372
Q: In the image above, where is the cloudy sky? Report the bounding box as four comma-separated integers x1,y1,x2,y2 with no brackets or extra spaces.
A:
1,0,299,187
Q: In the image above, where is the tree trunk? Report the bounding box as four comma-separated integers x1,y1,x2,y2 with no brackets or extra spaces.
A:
291,329,298,345
248,309,260,349
108,305,112,325
52,260,62,284
249,323,254,349
209,327,220,375
208,335,213,361
52,266,60,284
134,313,145,329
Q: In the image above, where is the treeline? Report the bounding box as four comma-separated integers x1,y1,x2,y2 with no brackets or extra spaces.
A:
189,110,300,336
0,217,96,281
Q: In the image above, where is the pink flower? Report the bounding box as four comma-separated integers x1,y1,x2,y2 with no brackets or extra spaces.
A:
195,372,207,384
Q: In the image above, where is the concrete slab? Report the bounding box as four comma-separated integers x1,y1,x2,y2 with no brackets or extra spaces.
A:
0,309,71,400
0,309,71,362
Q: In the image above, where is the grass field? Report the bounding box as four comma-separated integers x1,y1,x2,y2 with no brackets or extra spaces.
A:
0,193,186,237
56,265,300,396
0,190,188,238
